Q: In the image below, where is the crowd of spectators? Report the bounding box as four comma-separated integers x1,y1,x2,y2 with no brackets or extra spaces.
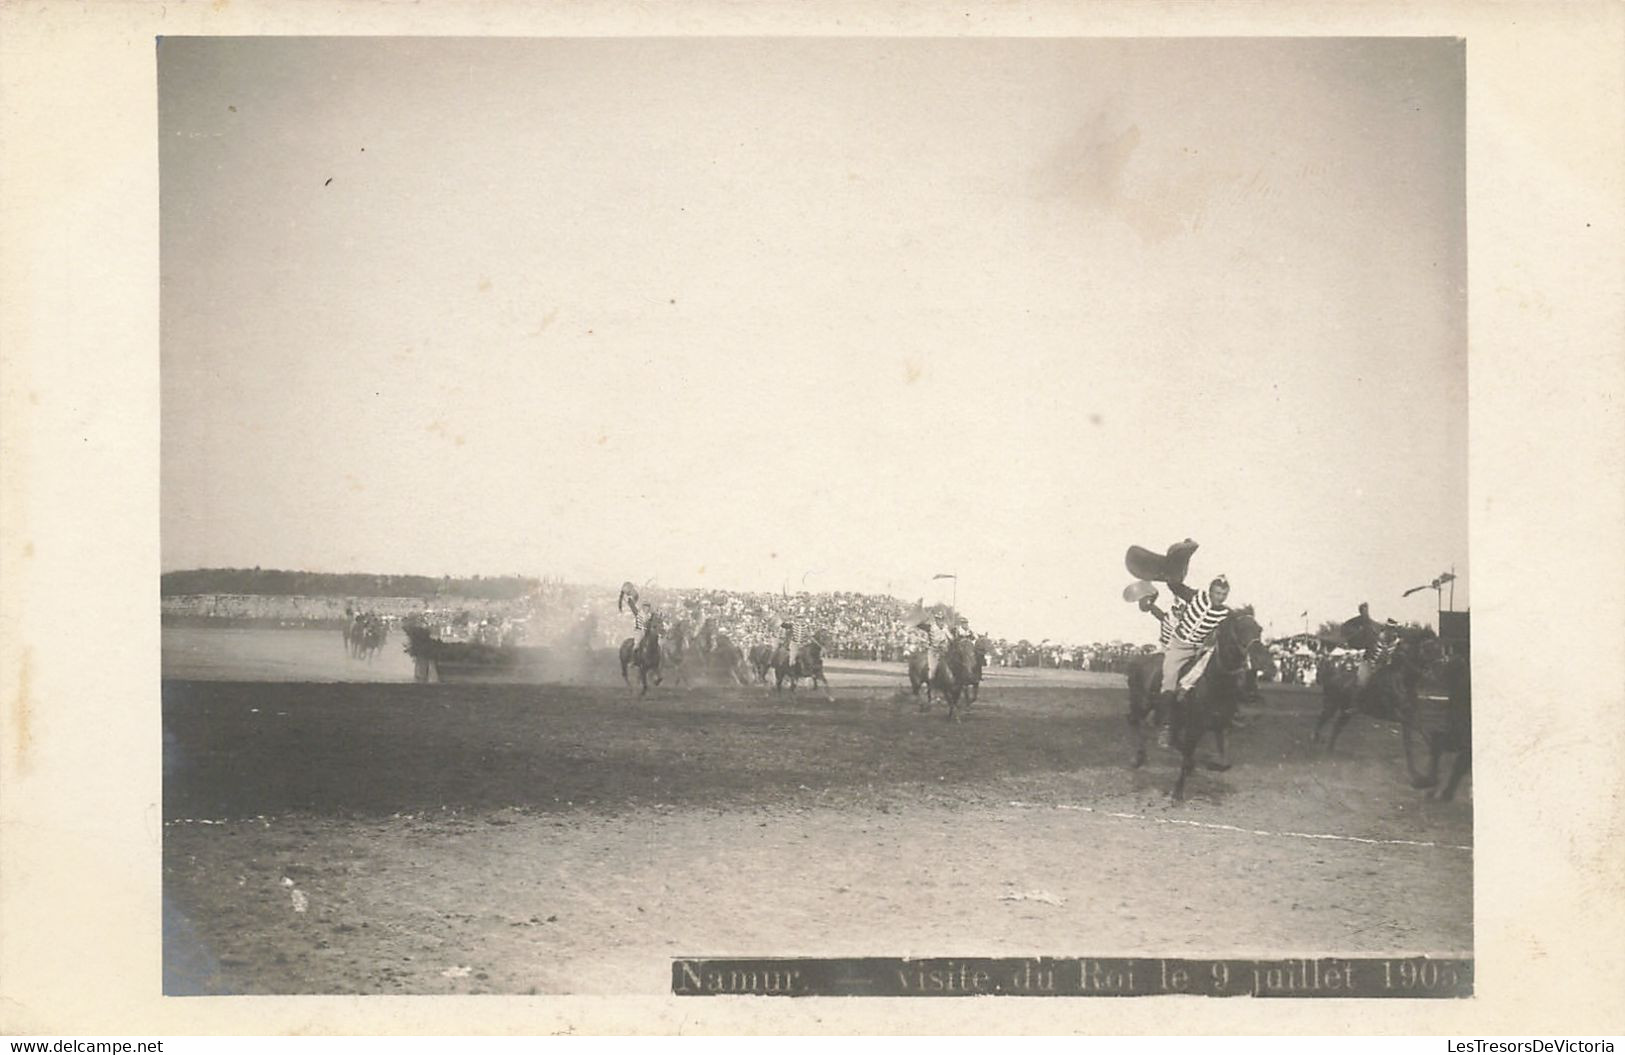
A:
167,580,1386,684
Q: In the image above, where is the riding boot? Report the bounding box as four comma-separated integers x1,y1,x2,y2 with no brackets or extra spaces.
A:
1159,690,1179,749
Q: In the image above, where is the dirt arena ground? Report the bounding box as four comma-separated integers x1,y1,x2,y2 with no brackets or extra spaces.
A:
162,632,1471,995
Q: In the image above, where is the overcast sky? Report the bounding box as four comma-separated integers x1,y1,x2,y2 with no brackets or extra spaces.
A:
159,36,1466,643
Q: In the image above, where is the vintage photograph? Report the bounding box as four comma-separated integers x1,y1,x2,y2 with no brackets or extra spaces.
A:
158,36,1470,997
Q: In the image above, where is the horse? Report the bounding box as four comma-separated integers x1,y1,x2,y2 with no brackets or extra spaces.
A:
748,643,774,684
1401,651,1471,800
618,623,664,697
698,631,751,686
907,651,929,696
772,638,830,697
661,620,694,689
401,622,438,682
1313,633,1439,753
916,637,978,721
968,637,988,702
367,619,388,660
1126,609,1263,800
1125,649,1167,768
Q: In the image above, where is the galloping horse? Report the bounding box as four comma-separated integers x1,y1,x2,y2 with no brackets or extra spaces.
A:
916,637,978,721
1313,633,1440,753
618,619,664,697
1127,609,1264,800
772,638,830,697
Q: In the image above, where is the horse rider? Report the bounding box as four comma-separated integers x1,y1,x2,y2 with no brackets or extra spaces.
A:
634,602,662,657
617,581,640,616
1158,573,1233,740
779,616,806,664
952,615,978,642
1342,602,1396,689
917,609,953,681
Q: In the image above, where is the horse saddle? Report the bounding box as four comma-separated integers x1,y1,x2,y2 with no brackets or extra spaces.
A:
1125,539,1199,584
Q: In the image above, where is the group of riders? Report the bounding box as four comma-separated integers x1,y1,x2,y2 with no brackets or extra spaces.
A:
1119,538,1467,799
342,607,388,659
1135,573,1434,734
612,554,1462,787
614,580,985,702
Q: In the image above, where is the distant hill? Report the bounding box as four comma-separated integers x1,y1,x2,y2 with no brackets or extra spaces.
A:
160,568,541,601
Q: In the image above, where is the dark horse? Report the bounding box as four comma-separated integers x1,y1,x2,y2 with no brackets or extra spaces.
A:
694,620,751,686
1313,633,1440,753
748,643,774,684
660,620,694,690
1402,651,1471,800
618,620,664,697
772,638,830,697
965,637,988,702
914,637,978,721
908,639,984,704
1127,610,1264,800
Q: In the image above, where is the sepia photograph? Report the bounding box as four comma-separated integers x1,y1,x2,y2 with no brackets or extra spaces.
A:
4,0,1623,1039
157,36,1471,997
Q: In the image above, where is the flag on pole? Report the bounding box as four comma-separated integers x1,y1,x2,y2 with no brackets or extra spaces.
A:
1300,610,1308,617
1403,572,1457,598
932,573,957,580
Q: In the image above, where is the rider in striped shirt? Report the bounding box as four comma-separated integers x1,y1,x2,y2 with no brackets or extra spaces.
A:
780,618,806,663
1157,574,1232,728
917,611,953,679
634,603,662,652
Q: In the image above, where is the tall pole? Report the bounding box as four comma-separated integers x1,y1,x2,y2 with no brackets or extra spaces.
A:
952,574,957,613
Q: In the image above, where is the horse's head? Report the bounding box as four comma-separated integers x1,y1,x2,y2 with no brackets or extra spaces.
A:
1218,609,1264,679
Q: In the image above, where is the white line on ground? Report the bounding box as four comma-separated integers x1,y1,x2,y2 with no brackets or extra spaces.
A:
1006,801,1472,852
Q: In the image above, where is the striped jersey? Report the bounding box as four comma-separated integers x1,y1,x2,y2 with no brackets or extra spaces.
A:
1172,591,1229,645
1158,604,1186,647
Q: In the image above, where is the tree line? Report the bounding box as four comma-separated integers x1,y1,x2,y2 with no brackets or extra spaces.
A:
160,568,541,601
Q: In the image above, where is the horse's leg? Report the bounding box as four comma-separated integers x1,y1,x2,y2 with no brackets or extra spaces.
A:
1439,747,1470,801
1173,744,1195,801
1325,707,1354,754
1129,699,1149,768
1313,694,1336,744
1207,726,1232,772
1402,707,1438,789
1426,738,1446,794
